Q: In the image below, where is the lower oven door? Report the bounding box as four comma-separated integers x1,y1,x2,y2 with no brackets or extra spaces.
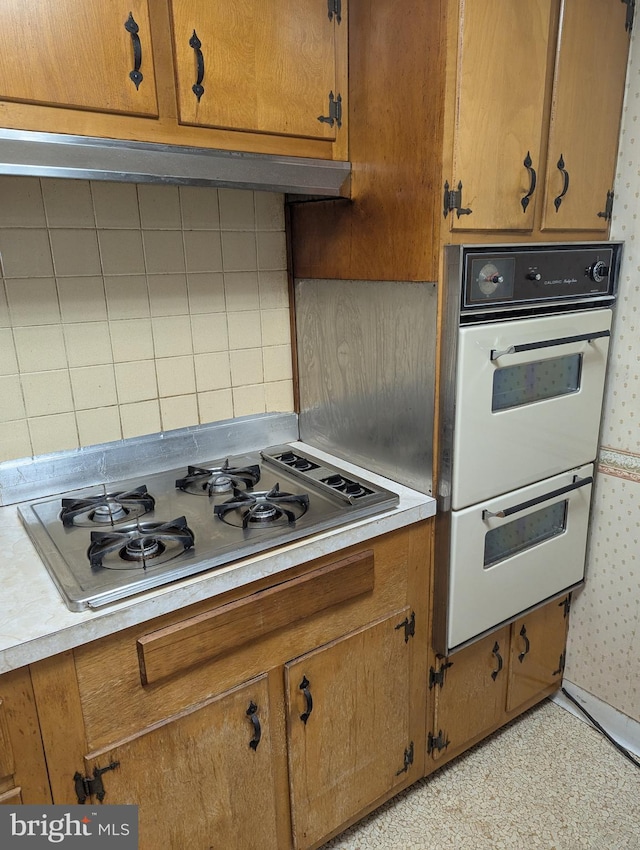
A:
447,463,593,653
452,309,611,509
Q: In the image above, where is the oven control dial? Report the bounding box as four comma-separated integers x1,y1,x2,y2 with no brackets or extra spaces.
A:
477,263,504,295
587,260,609,283
526,272,541,281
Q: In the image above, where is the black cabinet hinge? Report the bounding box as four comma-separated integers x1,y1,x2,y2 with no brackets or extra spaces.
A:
429,660,453,689
395,611,416,642
559,595,572,618
73,761,120,804
443,180,472,219
597,190,615,222
621,0,635,32
318,92,342,129
553,650,566,678
328,0,342,23
427,730,450,755
395,741,415,775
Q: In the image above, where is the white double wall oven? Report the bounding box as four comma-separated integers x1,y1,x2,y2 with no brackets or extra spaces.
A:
435,243,622,655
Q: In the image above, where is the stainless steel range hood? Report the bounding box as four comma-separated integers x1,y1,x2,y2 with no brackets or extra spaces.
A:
0,128,351,196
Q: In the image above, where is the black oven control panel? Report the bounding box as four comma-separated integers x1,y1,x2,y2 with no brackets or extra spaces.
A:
458,243,622,315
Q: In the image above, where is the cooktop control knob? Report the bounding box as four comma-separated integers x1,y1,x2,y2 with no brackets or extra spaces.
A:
526,272,542,281
588,260,609,283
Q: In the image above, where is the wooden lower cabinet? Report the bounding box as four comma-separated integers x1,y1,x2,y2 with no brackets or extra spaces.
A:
427,595,570,768
22,522,431,850
286,609,417,850
0,667,52,805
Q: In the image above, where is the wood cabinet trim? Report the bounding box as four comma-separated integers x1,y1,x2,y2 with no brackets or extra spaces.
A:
137,549,375,685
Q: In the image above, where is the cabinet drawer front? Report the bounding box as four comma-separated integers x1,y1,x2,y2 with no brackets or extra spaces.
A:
137,550,375,685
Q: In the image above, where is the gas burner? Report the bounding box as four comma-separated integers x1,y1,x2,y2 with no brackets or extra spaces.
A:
321,474,373,499
60,486,155,527
274,451,320,472
214,484,309,529
175,461,260,497
87,517,195,570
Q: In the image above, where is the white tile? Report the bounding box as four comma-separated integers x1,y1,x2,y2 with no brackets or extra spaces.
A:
109,318,155,362
254,192,285,230
191,313,229,354
0,177,46,228
197,388,233,423
120,399,161,439
98,230,145,275
224,271,260,311
21,370,73,417
50,229,101,276
0,328,18,375
142,231,185,274
261,308,292,346
57,276,108,323
230,348,263,387
218,189,255,230
160,394,199,431
14,325,67,372
91,182,140,229
0,374,26,422
0,230,54,278
104,275,150,319
194,352,231,392
227,310,262,349
184,231,223,273
156,355,196,397
0,418,32,461
148,273,189,317
221,231,257,271
138,184,181,229
152,316,193,357
263,345,293,382
256,231,287,270
70,365,117,410
232,384,266,417
76,406,122,447
186,272,226,314
179,186,220,230
265,380,294,412
5,278,60,326
115,359,158,404
63,322,113,367
258,270,290,310
42,179,95,228
28,412,78,454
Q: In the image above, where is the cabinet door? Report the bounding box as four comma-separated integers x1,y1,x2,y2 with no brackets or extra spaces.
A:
541,0,630,231
286,609,415,850
507,596,569,713
0,1,158,117
447,0,553,231
429,627,509,762
170,0,341,140
82,674,279,850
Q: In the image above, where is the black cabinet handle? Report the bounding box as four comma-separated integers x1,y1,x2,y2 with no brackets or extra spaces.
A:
518,624,531,663
554,154,570,212
521,151,537,212
299,675,313,724
124,12,143,90
190,30,205,102
246,701,261,750
491,642,503,681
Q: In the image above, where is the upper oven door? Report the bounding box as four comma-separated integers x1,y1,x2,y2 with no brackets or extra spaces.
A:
451,308,612,510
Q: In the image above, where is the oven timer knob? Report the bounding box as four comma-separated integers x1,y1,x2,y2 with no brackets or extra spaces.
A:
587,261,609,283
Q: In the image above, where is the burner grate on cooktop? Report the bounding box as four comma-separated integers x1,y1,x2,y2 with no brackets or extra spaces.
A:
61,485,155,527
214,484,309,529
87,516,195,570
175,461,261,496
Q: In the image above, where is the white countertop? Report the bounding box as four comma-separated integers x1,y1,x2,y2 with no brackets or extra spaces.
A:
0,443,436,674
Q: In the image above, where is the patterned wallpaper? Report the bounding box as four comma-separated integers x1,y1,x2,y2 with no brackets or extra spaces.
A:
564,32,640,722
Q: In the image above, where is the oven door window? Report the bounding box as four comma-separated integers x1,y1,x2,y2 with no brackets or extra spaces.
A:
484,501,568,568
492,354,582,412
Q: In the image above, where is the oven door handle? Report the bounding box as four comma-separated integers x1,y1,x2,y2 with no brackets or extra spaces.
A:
482,475,593,520
491,329,610,361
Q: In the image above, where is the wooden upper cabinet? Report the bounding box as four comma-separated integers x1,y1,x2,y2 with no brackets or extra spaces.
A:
0,1,159,117
540,0,630,231
447,0,554,231
169,0,343,141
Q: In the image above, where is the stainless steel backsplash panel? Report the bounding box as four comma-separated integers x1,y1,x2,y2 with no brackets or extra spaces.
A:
295,279,437,494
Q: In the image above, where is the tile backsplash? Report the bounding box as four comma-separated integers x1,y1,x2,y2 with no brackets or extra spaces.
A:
0,177,293,462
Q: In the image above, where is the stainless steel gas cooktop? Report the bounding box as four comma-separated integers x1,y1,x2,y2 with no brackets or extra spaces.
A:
18,445,399,611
